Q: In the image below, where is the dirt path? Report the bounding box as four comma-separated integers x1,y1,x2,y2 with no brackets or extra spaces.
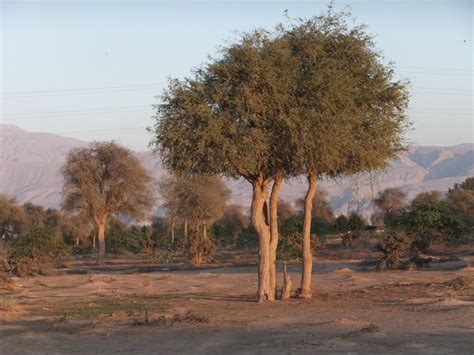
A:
1,262,473,354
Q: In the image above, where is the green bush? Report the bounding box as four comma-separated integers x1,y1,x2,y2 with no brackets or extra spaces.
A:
235,226,259,249
277,214,322,260
106,226,147,254
8,226,71,276
397,200,466,248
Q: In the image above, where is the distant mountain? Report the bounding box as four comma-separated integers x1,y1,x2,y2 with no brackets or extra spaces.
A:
1,124,473,218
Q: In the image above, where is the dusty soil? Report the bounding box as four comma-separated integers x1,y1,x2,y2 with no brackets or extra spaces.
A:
1,257,473,354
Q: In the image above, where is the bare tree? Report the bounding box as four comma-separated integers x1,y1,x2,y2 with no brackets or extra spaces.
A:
61,141,156,265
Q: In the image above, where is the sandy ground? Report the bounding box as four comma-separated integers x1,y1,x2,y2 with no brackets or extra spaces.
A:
1,259,473,354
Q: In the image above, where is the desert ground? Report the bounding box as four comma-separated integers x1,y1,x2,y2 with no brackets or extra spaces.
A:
1,247,473,355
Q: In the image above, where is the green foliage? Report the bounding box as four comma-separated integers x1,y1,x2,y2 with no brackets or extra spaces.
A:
211,205,248,247
332,215,349,233
106,226,147,254
397,199,465,247
375,232,411,270
277,214,323,260
9,226,71,276
235,226,259,249
446,177,474,226
150,10,410,183
348,212,366,232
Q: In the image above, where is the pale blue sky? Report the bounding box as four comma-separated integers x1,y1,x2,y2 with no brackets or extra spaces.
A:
1,0,472,150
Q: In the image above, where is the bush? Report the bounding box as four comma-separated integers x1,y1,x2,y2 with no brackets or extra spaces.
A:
106,226,146,254
277,214,323,260
341,231,358,247
375,232,411,270
8,226,71,276
235,226,259,249
397,200,466,247
186,229,215,266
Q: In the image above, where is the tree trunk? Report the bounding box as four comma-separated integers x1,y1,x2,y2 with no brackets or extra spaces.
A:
300,172,318,299
203,221,207,240
251,177,274,302
92,234,96,251
281,260,292,300
171,217,175,244
269,174,283,296
184,218,188,246
95,216,107,266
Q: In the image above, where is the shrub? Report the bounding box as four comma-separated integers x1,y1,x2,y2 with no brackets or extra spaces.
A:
186,228,215,266
341,231,358,247
375,232,411,270
235,226,259,249
8,226,71,276
277,214,322,260
397,199,466,248
106,226,146,254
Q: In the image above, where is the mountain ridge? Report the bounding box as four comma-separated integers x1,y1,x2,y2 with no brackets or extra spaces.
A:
1,124,473,218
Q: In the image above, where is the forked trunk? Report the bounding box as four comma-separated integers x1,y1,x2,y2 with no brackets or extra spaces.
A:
300,172,318,299
95,215,107,266
269,174,283,296
251,177,274,302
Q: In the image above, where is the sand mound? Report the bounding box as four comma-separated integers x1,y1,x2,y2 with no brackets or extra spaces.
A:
444,276,474,290
335,267,354,273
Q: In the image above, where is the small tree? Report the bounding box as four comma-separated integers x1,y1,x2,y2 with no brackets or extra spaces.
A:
373,188,407,227
212,205,248,246
61,141,156,265
333,215,350,233
296,190,335,223
277,199,295,224
0,194,25,238
446,177,474,225
159,173,230,265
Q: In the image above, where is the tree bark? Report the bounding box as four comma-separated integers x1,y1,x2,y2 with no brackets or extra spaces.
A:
300,172,318,299
95,215,107,266
251,177,274,302
171,217,175,244
269,174,283,296
184,218,188,246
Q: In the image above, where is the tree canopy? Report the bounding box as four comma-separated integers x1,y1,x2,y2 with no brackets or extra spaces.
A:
61,141,156,265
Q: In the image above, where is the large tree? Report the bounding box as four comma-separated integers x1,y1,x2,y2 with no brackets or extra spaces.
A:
150,9,409,302
151,30,298,301
282,12,409,298
61,141,156,265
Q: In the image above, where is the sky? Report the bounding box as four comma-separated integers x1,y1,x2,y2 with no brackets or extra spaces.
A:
1,0,472,151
